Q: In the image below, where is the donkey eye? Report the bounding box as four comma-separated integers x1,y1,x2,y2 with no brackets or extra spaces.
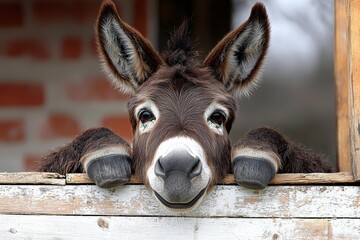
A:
138,109,155,123
209,110,226,126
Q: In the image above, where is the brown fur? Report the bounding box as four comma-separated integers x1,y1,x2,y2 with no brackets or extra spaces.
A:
233,127,332,173
128,65,236,184
205,3,270,95
39,0,332,189
96,0,163,93
38,128,131,175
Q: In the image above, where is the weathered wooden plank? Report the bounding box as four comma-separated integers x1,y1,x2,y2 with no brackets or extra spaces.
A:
1,215,360,240
66,173,140,185
331,219,360,240
1,185,360,218
0,172,65,185
335,0,351,172
65,172,355,185
0,172,352,186
0,171,353,186
269,172,354,184
349,0,360,180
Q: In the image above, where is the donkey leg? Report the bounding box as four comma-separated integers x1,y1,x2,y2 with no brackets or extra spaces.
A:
232,127,332,189
38,127,132,188
232,128,280,189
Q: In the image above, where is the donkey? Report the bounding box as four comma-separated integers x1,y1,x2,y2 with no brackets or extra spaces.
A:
39,0,332,210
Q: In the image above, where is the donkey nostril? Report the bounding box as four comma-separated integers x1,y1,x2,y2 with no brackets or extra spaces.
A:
154,154,202,179
189,159,202,178
154,158,166,178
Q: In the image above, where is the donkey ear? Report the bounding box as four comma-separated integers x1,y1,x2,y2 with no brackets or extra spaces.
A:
204,3,270,99
96,0,163,95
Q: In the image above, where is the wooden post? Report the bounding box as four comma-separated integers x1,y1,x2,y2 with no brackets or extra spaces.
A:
348,0,360,180
335,0,351,172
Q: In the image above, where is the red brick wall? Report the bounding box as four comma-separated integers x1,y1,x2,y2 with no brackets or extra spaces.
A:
0,0,154,171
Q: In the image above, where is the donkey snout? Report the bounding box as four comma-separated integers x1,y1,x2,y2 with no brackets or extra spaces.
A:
148,137,210,209
154,151,202,179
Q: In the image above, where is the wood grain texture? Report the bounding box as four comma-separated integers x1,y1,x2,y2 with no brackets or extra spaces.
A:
349,0,360,180
335,0,351,172
0,171,353,185
0,172,65,185
66,172,355,185
1,184,360,218
3,215,360,240
269,172,354,184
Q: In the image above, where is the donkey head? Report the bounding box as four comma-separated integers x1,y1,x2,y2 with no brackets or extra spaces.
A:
96,0,269,209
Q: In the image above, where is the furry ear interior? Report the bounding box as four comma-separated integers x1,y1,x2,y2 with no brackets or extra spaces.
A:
96,0,163,95
204,3,270,99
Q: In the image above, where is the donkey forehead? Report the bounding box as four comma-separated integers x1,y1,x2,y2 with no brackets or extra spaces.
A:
132,66,236,111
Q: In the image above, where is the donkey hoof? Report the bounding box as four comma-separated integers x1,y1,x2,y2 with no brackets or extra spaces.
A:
87,155,131,189
232,156,276,190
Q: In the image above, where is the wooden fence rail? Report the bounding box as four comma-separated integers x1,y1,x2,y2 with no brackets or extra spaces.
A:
0,172,360,239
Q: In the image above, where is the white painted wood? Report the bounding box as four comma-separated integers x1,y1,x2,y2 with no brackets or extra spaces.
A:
1,215,359,240
3,215,360,240
331,219,360,239
1,185,360,218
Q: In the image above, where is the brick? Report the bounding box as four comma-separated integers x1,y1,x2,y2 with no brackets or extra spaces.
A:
40,113,81,139
24,154,41,171
32,0,100,24
101,115,133,141
5,39,50,60
0,119,25,142
0,83,44,107
0,2,24,27
61,37,82,59
134,0,148,37
90,36,98,57
66,77,129,101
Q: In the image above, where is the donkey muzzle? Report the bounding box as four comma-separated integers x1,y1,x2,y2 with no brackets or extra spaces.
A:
147,136,211,210
154,151,202,202
153,150,207,209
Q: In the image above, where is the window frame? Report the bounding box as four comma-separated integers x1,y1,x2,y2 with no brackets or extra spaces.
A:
335,0,360,181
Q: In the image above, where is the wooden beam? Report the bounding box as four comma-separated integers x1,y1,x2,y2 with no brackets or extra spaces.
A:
66,173,141,185
2,215,359,239
335,0,351,172
66,172,355,185
348,0,360,180
1,185,359,218
269,172,354,184
0,172,65,185
0,172,353,186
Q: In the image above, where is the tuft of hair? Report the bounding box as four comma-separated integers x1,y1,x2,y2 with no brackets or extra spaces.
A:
162,19,199,67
